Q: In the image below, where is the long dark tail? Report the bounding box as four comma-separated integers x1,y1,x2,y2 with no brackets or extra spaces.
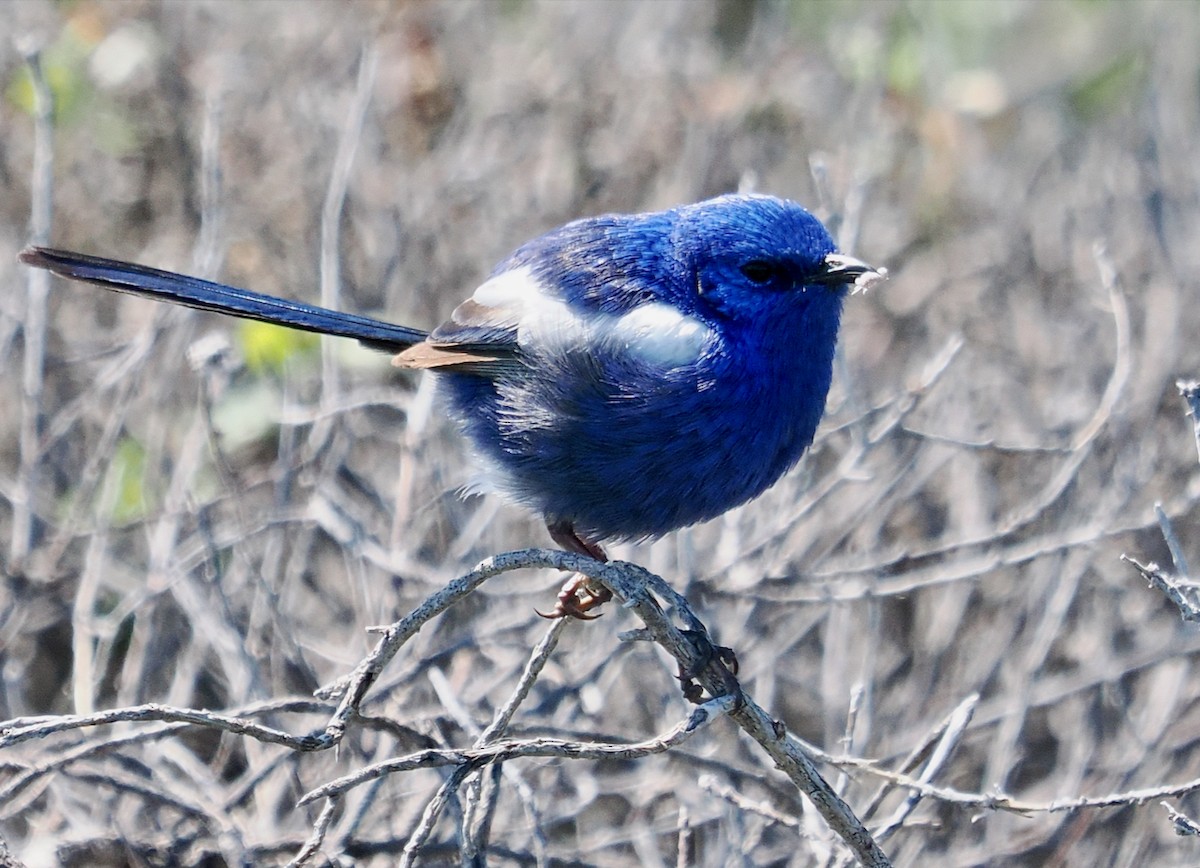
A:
18,247,427,353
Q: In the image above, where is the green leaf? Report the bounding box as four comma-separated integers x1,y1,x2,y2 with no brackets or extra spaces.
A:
236,321,319,376
1068,51,1144,120
6,22,98,122
106,437,150,525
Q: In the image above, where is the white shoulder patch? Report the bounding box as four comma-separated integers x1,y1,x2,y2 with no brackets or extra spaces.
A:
471,265,541,309
469,267,712,366
610,302,714,366
470,266,585,350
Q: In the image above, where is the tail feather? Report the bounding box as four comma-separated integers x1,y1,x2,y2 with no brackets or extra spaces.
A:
18,246,427,353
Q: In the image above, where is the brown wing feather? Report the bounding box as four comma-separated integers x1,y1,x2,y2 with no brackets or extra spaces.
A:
392,342,507,370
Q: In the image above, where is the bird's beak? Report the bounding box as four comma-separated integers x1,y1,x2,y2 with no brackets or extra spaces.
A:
814,252,888,294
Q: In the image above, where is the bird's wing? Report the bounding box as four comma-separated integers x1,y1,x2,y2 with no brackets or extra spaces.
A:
393,260,716,376
393,212,692,375
393,265,546,373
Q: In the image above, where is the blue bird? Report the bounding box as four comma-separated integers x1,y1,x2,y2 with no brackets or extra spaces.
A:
20,194,884,616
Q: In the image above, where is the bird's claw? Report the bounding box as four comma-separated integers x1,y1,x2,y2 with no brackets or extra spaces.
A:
677,631,740,704
537,572,613,620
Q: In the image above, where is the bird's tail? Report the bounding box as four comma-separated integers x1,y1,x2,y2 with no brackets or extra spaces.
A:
18,246,427,353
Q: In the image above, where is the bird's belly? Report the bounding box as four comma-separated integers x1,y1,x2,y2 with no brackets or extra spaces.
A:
441,362,823,542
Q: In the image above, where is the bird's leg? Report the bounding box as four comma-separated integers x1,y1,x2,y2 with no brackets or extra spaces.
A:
539,521,613,620
549,522,607,561
675,630,741,704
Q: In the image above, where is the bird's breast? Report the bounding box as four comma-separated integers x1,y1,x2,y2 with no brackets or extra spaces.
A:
440,316,836,541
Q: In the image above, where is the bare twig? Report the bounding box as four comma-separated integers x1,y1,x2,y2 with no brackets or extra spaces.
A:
286,797,340,868
699,773,801,830
1162,801,1200,837
3,546,891,865
319,43,377,406
461,621,564,865
301,695,738,805
871,694,977,843
1177,379,1200,464
0,701,324,751
399,761,472,868
551,553,891,867
10,46,54,571
310,549,553,747
872,771,1200,817
1122,555,1200,623
1155,503,1191,580
676,803,692,868
786,748,1200,819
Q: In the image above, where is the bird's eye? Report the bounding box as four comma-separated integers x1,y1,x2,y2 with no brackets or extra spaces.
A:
740,260,776,284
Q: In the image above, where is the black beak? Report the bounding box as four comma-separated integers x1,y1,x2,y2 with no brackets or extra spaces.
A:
812,252,888,293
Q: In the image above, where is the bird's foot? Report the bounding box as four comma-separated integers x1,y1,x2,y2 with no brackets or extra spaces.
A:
537,572,613,620
539,520,611,619
677,631,740,704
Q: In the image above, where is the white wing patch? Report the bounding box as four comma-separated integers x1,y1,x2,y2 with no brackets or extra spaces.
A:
466,265,713,367
609,302,713,366
469,266,588,350
470,266,540,311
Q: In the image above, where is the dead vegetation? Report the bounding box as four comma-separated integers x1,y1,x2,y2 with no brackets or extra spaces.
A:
2,1,1200,865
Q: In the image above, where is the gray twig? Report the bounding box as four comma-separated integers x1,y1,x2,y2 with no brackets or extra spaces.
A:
1162,801,1200,837
1177,380,1200,464
1122,555,1200,623
10,46,54,571
319,43,377,406
301,695,738,805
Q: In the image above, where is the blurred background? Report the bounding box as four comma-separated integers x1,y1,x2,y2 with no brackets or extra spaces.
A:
2,0,1199,865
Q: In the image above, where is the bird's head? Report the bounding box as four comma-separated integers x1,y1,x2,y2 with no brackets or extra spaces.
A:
671,194,884,324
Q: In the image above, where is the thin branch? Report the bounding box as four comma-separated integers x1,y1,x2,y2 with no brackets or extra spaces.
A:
1122,555,1200,623
5,549,890,866
1156,503,1192,579
1177,379,1200,464
1162,801,1200,837
311,549,547,747
399,763,472,868
461,620,563,865
318,43,377,405
699,773,801,829
301,695,738,805
789,740,1200,818
871,694,977,842
676,803,692,868
0,700,329,751
285,797,340,868
546,552,891,868
10,45,54,571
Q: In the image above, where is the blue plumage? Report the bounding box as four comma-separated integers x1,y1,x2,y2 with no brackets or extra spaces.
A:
436,195,857,542
20,193,884,566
